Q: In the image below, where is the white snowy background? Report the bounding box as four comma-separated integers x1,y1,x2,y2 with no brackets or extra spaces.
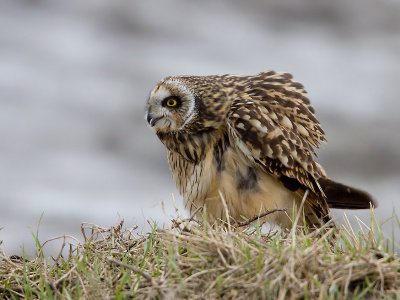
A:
1,0,399,255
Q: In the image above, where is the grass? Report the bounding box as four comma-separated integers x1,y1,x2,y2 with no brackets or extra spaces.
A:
0,209,399,299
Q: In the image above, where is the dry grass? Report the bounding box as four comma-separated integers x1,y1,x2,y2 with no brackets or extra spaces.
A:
1,210,400,299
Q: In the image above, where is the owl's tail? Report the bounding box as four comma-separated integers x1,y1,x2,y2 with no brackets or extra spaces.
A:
319,178,377,209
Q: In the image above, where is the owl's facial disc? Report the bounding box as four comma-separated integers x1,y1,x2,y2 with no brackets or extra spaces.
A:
146,79,196,132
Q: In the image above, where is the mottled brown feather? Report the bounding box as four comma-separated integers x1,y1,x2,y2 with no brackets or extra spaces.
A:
146,70,374,229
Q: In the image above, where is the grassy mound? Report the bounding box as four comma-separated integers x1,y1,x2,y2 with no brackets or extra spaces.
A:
1,211,399,299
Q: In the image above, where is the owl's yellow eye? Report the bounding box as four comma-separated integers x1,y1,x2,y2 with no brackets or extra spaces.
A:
163,96,180,108
166,98,177,107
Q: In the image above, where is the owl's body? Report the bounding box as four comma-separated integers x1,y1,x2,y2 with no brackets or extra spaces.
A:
146,71,375,229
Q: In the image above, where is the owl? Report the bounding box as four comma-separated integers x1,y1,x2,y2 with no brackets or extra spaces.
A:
145,71,375,229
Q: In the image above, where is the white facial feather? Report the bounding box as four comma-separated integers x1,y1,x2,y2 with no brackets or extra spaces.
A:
152,86,171,103
164,79,196,129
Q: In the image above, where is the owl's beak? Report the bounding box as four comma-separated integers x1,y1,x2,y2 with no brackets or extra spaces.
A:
146,113,164,127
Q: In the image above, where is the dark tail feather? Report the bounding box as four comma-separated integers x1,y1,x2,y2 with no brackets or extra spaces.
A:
318,178,377,209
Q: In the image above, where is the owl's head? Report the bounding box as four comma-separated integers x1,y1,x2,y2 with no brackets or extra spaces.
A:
145,76,229,133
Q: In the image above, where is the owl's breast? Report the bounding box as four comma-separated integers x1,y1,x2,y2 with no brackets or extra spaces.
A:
167,133,301,227
167,146,218,213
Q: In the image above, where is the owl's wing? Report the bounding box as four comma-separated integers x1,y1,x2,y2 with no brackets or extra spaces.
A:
226,72,329,217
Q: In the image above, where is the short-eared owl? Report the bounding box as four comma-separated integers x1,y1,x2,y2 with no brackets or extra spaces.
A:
145,71,375,229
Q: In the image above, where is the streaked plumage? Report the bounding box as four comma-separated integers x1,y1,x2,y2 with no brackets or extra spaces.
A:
145,71,375,229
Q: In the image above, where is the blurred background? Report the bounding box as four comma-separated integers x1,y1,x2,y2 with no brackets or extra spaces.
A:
1,0,399,256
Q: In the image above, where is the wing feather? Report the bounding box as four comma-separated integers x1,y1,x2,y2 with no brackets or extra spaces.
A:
226,71,329,217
